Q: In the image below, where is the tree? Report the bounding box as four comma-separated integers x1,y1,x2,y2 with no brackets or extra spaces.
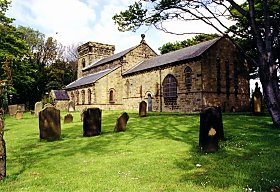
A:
159,33,220,54
113,0,280,128
0,1,28,108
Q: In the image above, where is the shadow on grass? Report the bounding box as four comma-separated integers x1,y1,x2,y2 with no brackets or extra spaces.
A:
2,111,280,192
175,114,280,191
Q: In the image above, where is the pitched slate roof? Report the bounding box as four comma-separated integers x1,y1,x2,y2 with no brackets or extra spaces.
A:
123,37,222,76
65,66,120,90
53,90,70,100
83,46,137,71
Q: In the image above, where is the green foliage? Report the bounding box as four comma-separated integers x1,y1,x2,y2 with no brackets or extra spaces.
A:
228,0,280,80
0,111,279,191
0,2,77,109
41,95,54,105
0,0,29,107
112,2,147,32
159,34,220,54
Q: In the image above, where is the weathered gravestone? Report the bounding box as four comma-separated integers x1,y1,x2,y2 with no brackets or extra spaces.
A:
8,105,17,116
83,108,101,137
252,82,263,114
114,112,129,132
0,118,6,180
39,107,61,141
199,106,224,152
34,102,43,117
139,101,147,117
64,114,73,124
15,111,23,120
17,104,25,112
68,101,75,112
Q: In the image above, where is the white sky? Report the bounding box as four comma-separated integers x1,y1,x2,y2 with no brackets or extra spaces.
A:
6,0,230,54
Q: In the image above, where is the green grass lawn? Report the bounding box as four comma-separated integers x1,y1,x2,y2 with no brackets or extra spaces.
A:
0,110,279,192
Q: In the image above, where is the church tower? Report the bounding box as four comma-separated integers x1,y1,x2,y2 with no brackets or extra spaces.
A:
77,42,115,78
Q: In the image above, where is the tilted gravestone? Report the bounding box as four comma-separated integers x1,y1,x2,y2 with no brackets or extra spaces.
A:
199,106,224,152
114,112,129,132
0,118,6,180
68,101,75,112
39,107,61,141
83,108,101,137
64,114,73,124
139,101,147,117
15,110,23,120
34,101,43,117
8,105,17,116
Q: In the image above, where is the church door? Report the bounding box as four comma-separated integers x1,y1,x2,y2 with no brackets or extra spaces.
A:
148,94,152,112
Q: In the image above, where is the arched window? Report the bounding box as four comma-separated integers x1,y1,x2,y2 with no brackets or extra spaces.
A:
185,66,192,88
82,58,85,68
81,90,85,104
88,89,91,104
163,74,177,98
109,90,114,103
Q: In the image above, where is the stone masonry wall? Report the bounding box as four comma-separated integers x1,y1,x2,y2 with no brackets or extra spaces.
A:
123,60,203,112
200,37,250,112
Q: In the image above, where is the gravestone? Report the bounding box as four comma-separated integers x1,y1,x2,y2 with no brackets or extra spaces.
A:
8,105,17,116
68,101,75,112
199,107,224,152
15,111,23,120
17,104,25,112
64,114,73,124
139,101,147,117
252,82,263,114
44,103,53,108
39,107,61,141
83,108,101,137
34,102,43,117
114,112,129,132
0,118,6,180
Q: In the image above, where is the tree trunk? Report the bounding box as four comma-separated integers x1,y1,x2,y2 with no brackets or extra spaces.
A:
259,59,280,128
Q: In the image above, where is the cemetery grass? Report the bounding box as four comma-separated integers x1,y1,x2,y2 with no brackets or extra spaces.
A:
0,111,280,192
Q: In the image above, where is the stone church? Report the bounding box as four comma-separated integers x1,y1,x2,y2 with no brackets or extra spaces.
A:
64,35,250,112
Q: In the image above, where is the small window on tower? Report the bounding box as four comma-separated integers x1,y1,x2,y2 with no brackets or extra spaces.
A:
82,58,85,68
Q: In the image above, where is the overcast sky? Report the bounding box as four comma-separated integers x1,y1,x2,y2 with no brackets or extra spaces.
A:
6,0,227,54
